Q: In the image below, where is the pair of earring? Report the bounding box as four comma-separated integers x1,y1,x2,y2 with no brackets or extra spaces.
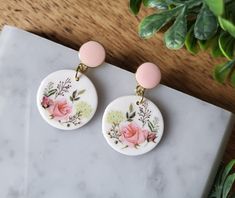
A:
37,41,164,156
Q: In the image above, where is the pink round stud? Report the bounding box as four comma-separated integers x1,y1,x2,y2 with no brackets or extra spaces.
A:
79,41,106,67
135,62,161,89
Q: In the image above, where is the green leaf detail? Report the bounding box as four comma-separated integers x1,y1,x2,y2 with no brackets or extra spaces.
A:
213,59,235,83
222,173,235,198
218,31,235,60
218,17,235,38
77,89,86,95
70,96,74,102
164,5,187,49
143,0,168,9
138,5,182,39
72,90,77,98
47,89,57,97
209,160,235,198
194,4,218,40
148,121,155,132
129,0,142,15
221,160,235,186
231,70,235,86
204,0,224,16
210,34,224,58
129,103,134,113
185,24,199,55
129,112,136,119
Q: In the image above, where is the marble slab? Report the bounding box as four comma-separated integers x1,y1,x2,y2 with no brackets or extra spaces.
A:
0,25,234,198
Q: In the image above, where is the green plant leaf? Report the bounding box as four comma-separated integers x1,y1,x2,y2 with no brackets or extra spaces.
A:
185,24,199,54
139,5,182,38
210,34,224,57
231,70,235,86
198,39,210,50
204,0,224,16
143,0,168,9
194,4,218,40
218,17,235,38
210,165,225,198
185,24,199,55
224,0,235,23
222,173,235,198
218,31,235,60
167,0,202,8
213,60,235,83
222,160,235,185
164,6,187,49
129,0,142,15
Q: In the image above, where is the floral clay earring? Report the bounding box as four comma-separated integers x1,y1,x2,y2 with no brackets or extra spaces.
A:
37,41,106,130
102,62,164,156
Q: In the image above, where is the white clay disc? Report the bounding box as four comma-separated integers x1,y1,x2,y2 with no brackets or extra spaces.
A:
102,95,164,156
37,70,97,130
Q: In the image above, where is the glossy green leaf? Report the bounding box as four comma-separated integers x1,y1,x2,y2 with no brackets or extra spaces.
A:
198,39,210,50
167,0,202,8
209,166,224,198
139,6,182,38
222,173,235,198
143,0,168,9
231,69,235,86
194,4,218,40
129,0,142,15
210,35,223,58
219,31,235,60
222,160,235,185
204,0,224,16
213,60,235,83
185,24,199,54
164,6,187,49
224,0,235,23
218,17,235,38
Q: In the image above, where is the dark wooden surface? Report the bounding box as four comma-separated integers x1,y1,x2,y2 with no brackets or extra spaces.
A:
0,0,234,162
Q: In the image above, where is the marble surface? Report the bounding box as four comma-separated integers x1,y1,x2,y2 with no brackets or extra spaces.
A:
0,26,234,198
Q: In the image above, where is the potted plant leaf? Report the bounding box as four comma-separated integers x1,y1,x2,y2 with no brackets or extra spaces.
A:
129,0,235,86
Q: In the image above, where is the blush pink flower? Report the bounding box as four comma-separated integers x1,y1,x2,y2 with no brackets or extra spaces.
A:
119,123,149,148
48,99,72,120
41,96,53,108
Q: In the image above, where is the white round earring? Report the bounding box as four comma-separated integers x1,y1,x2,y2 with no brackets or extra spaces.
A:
102,62,164,156
37,41,106,130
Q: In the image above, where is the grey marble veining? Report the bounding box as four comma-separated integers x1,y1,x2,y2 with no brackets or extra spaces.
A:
0,25,234,198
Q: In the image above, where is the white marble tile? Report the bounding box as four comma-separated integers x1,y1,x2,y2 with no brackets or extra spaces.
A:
0,25,234,198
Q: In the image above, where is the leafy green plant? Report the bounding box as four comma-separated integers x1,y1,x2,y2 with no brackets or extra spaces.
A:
129,0,235,86
209,160,235,198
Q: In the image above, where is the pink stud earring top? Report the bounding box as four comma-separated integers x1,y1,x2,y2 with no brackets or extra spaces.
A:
135,62,161,89
79,41,106,68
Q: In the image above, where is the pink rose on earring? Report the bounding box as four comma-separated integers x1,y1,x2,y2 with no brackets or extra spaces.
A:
120,123,149,147
48,99,72,120
41,96,53,108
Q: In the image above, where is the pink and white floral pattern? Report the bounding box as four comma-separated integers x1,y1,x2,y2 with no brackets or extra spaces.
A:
105,100,160,149
40,77,93,128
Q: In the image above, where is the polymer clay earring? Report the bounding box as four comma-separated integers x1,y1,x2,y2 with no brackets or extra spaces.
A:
37,41,105,130
102,62,164,156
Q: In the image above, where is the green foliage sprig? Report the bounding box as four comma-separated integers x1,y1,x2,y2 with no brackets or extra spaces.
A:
129,0,235,86
209,160,235,198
